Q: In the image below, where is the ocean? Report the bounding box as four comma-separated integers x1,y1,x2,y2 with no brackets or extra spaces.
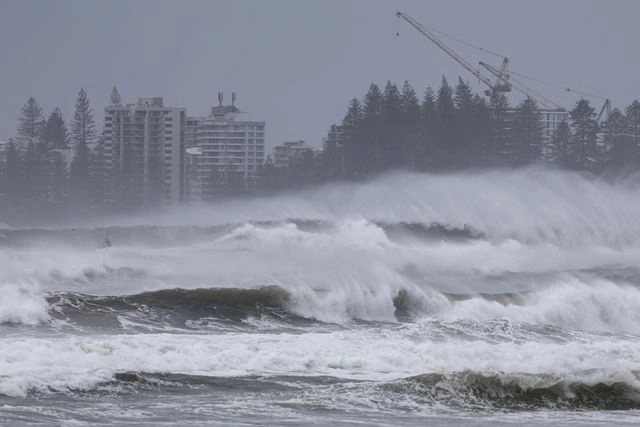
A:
2,169,640,425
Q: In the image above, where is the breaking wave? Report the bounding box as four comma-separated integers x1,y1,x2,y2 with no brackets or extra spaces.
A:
30,370,640,411
389,371,640,410
0,276,633,336
68,168,640,247
0,284,49,325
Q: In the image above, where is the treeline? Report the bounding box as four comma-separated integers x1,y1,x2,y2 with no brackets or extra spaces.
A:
3,78,640,221
0,89,111,222
260,77,640,192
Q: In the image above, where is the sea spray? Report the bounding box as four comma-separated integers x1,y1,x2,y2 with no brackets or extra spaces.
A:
0,283,49,325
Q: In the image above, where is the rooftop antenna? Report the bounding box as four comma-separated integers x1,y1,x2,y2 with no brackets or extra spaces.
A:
232,92,236,107
218,92,223,107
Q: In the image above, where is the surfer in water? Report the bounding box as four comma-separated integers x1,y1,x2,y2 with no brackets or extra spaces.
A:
99,237,111,249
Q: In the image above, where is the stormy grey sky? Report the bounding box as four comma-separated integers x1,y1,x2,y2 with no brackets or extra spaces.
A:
1,0,639,148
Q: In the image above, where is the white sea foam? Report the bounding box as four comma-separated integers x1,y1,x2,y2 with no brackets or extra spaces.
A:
0,329,639,397
0,284,49,325
3,220,640,328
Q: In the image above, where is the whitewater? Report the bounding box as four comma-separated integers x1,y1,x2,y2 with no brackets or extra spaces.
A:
2,168,640,425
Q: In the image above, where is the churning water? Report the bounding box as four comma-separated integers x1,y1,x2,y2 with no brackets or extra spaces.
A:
2,168,640,425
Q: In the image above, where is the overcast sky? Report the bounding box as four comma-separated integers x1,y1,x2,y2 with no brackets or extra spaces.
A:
1,0,639,148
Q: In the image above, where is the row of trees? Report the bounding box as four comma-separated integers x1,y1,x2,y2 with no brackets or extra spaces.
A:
0,89,123,221
261,78,640,192
3,78,640,220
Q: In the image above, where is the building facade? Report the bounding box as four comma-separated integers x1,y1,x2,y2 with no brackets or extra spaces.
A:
540,109,570,147
271,140,316,168
185,102,264,201
103,97,185,208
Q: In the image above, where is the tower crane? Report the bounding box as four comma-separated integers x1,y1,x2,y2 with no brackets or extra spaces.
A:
395,11,511,98
396,10,611,121
478,62,562,110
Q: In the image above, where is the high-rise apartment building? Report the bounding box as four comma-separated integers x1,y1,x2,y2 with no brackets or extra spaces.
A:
104,97,185,208
502,108,570,159
185,97,265,201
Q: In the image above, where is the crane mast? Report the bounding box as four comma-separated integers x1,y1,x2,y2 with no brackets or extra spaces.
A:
395,11,511,97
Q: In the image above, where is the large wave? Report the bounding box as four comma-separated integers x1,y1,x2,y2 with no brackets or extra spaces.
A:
2,169,640,330
0,273,638,339
34,167,637,247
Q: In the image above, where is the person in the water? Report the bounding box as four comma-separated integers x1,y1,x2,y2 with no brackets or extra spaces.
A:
102,237,111,248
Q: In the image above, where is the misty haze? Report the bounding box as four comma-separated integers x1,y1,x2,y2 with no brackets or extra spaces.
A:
2,1,640,426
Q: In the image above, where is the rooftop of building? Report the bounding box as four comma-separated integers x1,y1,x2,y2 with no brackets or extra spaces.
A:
190,105,262,124
274,140,315,151
105,97,185,111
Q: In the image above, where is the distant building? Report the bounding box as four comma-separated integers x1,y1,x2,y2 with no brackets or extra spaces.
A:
0,140,8,162
103,97,186,207
272,140,316,168
185,93,265,201
0,140,7,199
501,108,570,159
540,109,570,147
323,125,344,150
185,146,202,202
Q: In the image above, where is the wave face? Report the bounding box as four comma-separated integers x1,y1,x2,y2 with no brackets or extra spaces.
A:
391,371,640,410
2,169,640,425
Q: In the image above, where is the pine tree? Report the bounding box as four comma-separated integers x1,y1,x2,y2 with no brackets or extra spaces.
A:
453,78,475,167
70,89,96,207
602,108,633,169
400,81,421,169
18,97,44,142
625,100,640,162
43,108,69,150
22,140,44,208
569,99,599,170
434,77,456,168
341,98,362,178
419,87,436,169
110,86,122,106
511,98,543,165
380,81,402,169
361,83,382,175
71,89,96,147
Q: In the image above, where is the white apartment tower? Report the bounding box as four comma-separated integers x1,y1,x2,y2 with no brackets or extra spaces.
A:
104,97,185,208
186,94,265,201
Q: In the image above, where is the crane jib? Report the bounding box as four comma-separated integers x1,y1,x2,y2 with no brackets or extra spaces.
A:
395,11,510,98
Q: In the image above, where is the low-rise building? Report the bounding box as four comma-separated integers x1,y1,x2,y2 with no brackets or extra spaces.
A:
272,140,316,168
